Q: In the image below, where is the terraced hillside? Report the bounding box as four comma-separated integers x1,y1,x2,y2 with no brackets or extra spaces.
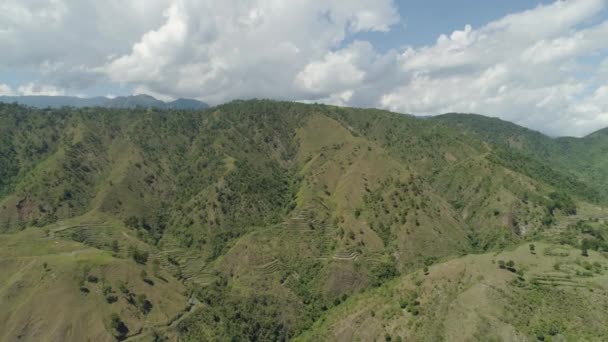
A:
1,100,607,341
296,241,608,341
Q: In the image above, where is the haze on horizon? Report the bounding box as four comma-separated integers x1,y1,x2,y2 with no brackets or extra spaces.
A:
1,0,608,136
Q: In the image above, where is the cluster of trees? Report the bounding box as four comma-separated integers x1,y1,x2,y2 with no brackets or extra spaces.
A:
399,291,421,316
547,192,577,216
498,260,517,273
128,246,149,264
177,280,293,341
109,313,129,339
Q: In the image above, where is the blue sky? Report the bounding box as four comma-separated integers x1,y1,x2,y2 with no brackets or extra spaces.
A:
1,0,607,136
351,0,556,50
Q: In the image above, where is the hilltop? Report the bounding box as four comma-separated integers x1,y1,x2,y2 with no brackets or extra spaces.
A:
0,100,607,341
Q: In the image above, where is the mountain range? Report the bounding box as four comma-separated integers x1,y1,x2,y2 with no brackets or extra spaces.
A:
0,100,607,341
0,94,209,110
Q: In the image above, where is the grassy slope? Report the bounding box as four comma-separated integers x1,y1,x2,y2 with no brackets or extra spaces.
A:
297,241,608,342
0,227,187,342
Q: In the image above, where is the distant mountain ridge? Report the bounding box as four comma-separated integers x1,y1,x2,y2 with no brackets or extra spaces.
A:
0,94,209,110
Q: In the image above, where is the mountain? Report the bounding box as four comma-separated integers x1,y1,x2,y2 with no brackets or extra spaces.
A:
1,100,607,341
103,94,167,109
166,98,210,110
431,113,608,201
0,94,209,110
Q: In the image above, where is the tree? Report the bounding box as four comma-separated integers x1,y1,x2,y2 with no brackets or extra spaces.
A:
136,293,153,314
129,246,149,265
581,239,590,257
124,216,139,229
103,284,113,296
118,281,129,295
109,313,129,338
111,240,120,253
354,208,362,218
141,269,154,285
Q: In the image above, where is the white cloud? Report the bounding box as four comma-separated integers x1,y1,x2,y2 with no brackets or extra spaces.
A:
104,3,188,83
568,84,608,133
0,83,65,97
295,41,375,94
521,21,608,65
102,0,400,104
0,0,169,86
17,82,65,96
0,84,15,96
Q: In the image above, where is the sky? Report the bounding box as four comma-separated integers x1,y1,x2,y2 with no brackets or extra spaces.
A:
1,0,607,137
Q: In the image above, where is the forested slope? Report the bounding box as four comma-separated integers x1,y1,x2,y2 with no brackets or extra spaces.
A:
1,101,607,341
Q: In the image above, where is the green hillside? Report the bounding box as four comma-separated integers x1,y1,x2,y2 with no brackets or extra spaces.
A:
297,238,608,341
432,113,608,201
1,101,607,341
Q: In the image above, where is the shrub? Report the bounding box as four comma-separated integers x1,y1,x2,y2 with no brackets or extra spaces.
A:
136,293,153,315
103,284,113,296
111,240,120,253
118,281,129,294
109,313,129,338
354,208,362,218
581,239,591,257
129,246,149,265
548,192,577,216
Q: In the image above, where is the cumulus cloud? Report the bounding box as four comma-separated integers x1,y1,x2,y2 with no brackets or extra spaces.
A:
381,0,608,136
0,84,15,96
0,0,169,63
2,0,608,136
17,82,66,96
295,41,375,95
102,0,399,104
0,82,66,96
